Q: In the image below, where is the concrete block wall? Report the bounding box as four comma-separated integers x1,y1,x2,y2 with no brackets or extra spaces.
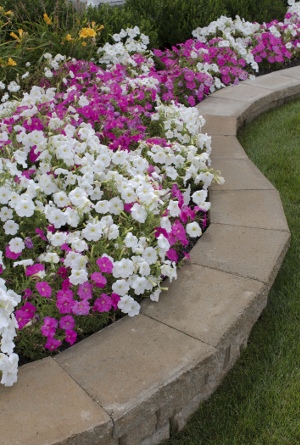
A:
0,66,298,445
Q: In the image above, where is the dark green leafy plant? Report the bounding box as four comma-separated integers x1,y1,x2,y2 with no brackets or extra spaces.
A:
123,0,227,48
224,0,288,23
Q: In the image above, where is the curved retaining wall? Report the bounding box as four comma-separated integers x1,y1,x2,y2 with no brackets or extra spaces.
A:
1,67,299,445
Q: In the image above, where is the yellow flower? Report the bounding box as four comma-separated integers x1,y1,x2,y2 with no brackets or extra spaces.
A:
43,13,52,25
91,21,104,32
79,27,96,39
65,34,73,42
7,57,17,66
82,42,87,47
10,31,20,42
5,10,13,16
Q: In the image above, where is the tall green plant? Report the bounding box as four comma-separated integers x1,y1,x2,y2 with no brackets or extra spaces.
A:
84,3,159,48
224,0,288,23
0,0,77,26
124,0,227,48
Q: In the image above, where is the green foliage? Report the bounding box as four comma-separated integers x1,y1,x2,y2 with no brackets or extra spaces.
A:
84,3,159,48
123,0,227,48
0,3,104,88
0,0,77,27
224,0,288,23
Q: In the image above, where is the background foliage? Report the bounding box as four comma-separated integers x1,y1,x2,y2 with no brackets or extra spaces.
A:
0,0,291,50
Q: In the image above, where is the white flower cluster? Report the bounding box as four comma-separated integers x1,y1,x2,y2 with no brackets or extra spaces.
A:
97,26,153,71
150,101,219,187
287,0,300,17
43,53,66,78
0,85,222,323
192,15,260,72
0,278,21,386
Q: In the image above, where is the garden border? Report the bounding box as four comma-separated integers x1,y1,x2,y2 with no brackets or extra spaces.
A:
1,66,299,445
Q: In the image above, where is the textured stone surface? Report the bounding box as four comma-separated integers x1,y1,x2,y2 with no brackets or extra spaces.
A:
197,97,247,116
140,423,170,445
190,223,290,283
278,65,300,79
243,72,300,92
141,263,268,348
210,135,248,159
212,83,275,103
0,358,113,445
55,314,217,439
210,189,290,231
209,158,275,191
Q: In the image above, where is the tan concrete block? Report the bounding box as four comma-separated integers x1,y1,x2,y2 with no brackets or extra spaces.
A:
171,393,203,432
278,65,300,79
243,72,300,93
209,158,275,190
54,314,217,439
197,97,247,116
201,115,238,135
141,264,267,349
0,357,113,445
210,135,248,159
190,223,290,283
201,77,300,129
212,83,275,102
210,189,290,231
118,413,157,445
140,422,170,445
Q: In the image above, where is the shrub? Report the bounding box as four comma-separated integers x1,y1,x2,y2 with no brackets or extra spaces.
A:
84,2,159,48
224,0,288,23
123,0,227,48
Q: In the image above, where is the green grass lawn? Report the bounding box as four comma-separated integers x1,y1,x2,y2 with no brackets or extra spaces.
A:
162,100,300,445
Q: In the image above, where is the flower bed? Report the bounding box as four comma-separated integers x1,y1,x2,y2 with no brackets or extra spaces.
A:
1,0,300,387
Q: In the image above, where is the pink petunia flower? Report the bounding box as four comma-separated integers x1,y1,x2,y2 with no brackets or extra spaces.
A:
36,281,52,298
56,289,74,314
96,256,113,274
35,228,47,241
15,303,36,329
111,293,121,310
65,329,77,345
90,272,107,288
93,294,112,313
40,316,58,337
5,246,21,260
59,315,75,330
72,299,90,316
166,248,178,262
26,263,45,277
44,336,62,351
77,281,93,300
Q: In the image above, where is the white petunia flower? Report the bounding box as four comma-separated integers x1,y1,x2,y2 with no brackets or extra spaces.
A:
82,222,103,242
112,279,130,296
8,237,25,254
131,203,147,223
94,200,110,214
69,269,88,285
167,200,181,217
113,258,135,279
142,247,158,265
117,295,140,317
3,220,19,236
186,222,202,238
